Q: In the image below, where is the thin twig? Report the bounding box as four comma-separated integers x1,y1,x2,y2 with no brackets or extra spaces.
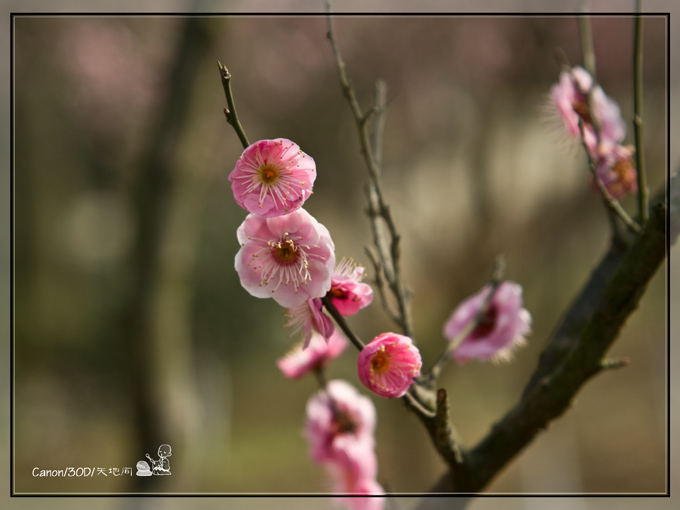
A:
633,0,649,223
217,61,250,150
371,80,388,170
403,389,437,418
364,246,402,325
578,2,596,78
325,1,414,339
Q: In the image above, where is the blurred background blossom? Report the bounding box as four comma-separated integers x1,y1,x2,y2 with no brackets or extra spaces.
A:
4,2,678,510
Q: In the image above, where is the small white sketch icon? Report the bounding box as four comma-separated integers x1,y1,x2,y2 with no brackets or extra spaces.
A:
139,444,172,476
136,461,152,476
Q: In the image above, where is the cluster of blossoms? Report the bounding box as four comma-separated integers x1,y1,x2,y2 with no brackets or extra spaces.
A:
551,66,637,199
230,138,422,398
230,138,416,507
229,138,531,503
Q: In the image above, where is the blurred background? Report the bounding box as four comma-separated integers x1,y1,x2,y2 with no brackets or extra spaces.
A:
5,2,678,510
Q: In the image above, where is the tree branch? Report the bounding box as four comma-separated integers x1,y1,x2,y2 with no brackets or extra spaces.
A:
325,1,414,340
425,178,671,495
217,61,250,150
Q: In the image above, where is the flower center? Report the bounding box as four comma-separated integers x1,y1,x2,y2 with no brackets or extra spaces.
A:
370,346,390,374
251,232,317,293
274,239,297,263
258,164,280,185
331,407,358,436
612,157,634,181
571,97,592,124
470,306,497,340
329,287,347,300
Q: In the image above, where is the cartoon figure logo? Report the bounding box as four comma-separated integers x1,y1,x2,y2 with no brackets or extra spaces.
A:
137,444,172,476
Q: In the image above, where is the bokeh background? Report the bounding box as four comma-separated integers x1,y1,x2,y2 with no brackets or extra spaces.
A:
4,2,679,510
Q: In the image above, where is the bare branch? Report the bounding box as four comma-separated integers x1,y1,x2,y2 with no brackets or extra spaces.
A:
578,2,597,78
325,2,414,339
217,61,250,149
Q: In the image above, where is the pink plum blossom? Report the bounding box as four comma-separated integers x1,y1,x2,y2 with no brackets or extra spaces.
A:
551,66,594,138
305,380,376,465
590,86,626,147
284,297,334,349
443,281,531,364
357,333,422,398
306,381,382,507
229,138,316,217
235,208,335,308
594,144,638,200
329,258,374,316
326,437,378,491
550,66,626,155
327,449,384,510
277,330,348,379
345,479,385,510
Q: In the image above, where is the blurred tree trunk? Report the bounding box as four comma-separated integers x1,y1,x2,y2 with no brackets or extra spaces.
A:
122,16,212,493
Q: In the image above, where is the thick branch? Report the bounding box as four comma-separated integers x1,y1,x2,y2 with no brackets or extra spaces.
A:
427,182,671,494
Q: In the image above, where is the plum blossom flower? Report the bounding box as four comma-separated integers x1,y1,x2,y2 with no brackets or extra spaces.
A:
329,258,373,316
590,86,626,147
306,380,382,508
229,138,316,217
305,380,376,465
235,208,335,308
443,281,531,364
551,66,594,138
284,297,334,349
594,144,638,200
327,451,384,510
277,330,348,379
326,437,378,491
343,479,385,510
357,333,422,398
550,66,626,154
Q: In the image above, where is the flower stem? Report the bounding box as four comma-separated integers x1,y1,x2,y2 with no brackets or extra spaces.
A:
217,61,250,150
633,1,649,224
321,295,366,352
